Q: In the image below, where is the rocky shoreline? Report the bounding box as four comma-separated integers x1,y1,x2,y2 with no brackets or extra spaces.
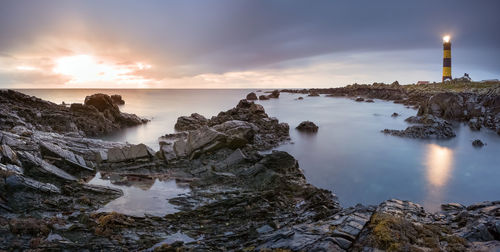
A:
282,81,500,139
0,89,499,251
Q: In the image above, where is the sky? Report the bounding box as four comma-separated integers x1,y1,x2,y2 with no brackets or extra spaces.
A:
0,0,499,89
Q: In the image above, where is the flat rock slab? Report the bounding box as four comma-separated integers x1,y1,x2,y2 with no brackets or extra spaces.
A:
108,144,155,163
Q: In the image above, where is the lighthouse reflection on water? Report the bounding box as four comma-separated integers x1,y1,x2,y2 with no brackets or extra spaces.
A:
423,144,454,211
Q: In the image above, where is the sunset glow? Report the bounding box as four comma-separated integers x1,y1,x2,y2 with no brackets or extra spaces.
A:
52,55,148,84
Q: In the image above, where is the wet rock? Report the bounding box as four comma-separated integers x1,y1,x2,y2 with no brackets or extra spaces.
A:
18,151,77,182
259,95,270,100
384,116,456,139
391,112,399,117
40,142,93,173
246,92,258,100
365,99,374,103
297,97,304,100
107,144,155,163
174,113,208,131
5,174,61,194
472,139,485,147
382,123,456,139
296,121,319,133
110,94,125,105
268,90,280,98
355,97,364,102
468,118,482,130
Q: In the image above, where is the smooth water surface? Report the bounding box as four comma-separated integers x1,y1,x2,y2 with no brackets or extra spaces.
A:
20,89,500,211
88,172,190,216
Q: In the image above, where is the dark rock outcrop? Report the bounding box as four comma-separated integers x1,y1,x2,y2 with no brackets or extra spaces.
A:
174,113,208,131
296,121,319,132
0,90,147,137
259,95,270,100
472,139,485,147
246,92,258,100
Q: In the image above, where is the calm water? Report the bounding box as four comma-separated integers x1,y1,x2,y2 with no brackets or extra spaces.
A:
18,89,500,212
88,172,190,217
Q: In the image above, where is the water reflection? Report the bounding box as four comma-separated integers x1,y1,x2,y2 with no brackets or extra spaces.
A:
88,172,190,217
423,144,454,211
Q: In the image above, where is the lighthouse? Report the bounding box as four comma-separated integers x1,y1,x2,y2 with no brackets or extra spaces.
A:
442,35,452,82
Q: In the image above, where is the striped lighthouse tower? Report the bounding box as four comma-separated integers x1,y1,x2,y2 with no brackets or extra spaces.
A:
442,36,452,82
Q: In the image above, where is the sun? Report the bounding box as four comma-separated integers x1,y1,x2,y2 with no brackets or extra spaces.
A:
53,55,133,83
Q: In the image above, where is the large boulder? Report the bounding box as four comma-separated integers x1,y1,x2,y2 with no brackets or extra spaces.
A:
296,121,319,133
246,92,258,100
84,93,119,113
174,113,208,131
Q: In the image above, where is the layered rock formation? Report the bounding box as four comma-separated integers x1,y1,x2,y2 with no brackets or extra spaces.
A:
0,90,498,251
0,90,147,136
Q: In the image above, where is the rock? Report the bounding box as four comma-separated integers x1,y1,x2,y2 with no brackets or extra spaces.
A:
0,144,21,166
268,90,280,98
107,144,155,163
39,142,93,173
0,90,146,137
468,118,482,131
174,113,208,131
84,93,119,113
472,139,485,147
18,151,77,182
308,91,319,97
383,122,455,139
5,174,61,194
249,103,265,114
246,92,258,100
296,121,319,133
259,95,270,100
418,92,465,120
110,94,125,105
441,203,465,211
355,97,364,102
298,97,304,100
365,99,374,103
212,120,257,147
391,112,399,117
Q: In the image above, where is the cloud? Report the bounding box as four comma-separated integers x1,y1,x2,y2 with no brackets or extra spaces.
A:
0,0,499,88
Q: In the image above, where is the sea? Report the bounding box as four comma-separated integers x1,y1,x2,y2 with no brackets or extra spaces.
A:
17,89,500,212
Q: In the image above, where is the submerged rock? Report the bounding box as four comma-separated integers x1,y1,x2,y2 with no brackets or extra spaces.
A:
472,139,485,147
296,121,319,132
259,95,270,100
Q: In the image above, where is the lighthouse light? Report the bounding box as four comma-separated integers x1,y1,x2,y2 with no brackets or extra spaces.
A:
443,35,450,43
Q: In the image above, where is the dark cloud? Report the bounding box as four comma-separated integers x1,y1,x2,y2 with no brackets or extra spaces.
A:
0,0,499,84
